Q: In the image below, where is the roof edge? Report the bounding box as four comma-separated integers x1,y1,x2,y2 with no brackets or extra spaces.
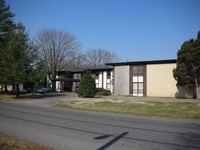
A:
106,59,177,66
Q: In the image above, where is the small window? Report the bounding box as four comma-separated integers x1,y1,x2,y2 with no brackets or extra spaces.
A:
133,66,143,76
107,83,110,90
107,71,111,79
96,83,99,88
58,83,60,91
95,72,99,79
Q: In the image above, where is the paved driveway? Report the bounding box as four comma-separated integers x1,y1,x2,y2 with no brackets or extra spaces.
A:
16,92,79,106
15,92,200,107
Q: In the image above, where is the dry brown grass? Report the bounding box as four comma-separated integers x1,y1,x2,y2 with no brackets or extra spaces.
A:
0,132,52,150
56,99,200,120
0,92,42,100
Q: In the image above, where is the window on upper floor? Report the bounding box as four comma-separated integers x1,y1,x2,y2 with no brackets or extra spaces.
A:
107,71,111,79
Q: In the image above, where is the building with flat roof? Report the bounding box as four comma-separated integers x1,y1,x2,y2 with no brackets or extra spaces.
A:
49,59,195,98
107,59,195,98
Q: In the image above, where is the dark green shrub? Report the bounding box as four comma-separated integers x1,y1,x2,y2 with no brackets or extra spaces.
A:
78,72,96,98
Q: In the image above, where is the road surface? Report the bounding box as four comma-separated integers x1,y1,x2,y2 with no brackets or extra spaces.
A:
0,101,200,150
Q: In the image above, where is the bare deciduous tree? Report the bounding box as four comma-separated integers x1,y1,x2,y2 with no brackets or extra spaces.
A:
85,48,119,68
34,28,80,90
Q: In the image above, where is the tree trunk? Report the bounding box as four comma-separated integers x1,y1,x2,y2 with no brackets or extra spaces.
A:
195,78,200,99
197,86,200,99
16,84,20,98
51,72,57,91
4,83,8,92
52,80,56,91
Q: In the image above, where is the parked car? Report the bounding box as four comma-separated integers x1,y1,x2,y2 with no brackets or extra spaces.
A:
96,88,110,93
34,87,52,93
96,88,111,96
34,88,45,93
42,87,52,92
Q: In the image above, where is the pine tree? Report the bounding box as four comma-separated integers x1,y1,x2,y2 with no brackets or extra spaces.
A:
78,72,96,98
0,0,34,97
0,0,15,90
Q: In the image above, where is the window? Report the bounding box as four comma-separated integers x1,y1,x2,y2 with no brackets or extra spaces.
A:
133,66,143,76
107,83,111,90
95,72,99,88
107,71,111,79
133,66,144,96
95,72,99,79
58,83,60,91
96,83,99,88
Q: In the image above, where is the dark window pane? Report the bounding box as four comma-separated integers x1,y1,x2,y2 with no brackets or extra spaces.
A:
107,71,111,79
133,66,138,76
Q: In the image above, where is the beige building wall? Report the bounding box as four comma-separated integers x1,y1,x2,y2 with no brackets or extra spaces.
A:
146,63,178,97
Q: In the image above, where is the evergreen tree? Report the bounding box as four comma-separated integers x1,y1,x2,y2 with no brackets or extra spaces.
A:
2,23,34,97
78,72,96,98
0,0,15,90
31,60,48,87
0,0,34,97
173,31,200,99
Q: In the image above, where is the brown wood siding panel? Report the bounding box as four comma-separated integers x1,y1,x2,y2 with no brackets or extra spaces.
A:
129,66,133,94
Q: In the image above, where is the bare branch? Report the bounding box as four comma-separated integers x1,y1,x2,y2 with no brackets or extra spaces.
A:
85,48,119,68
34,28,81,90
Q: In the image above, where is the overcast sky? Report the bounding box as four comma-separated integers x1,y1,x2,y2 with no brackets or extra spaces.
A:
6,0,200,61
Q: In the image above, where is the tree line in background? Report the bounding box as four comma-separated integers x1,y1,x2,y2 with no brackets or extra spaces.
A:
0,0,119,96
0,0,199,99
34,29,119,91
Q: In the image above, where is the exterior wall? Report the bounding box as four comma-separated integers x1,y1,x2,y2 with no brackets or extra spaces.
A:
7,85,13,91
99,72,103,88
110,71,114,93
95,76,99,88
72,73,81,91
114,65,130,95
94,70,113,93
55,75,60,92
0,84,24,91
146,63,177,97
176,86,196,98
103,71,107,89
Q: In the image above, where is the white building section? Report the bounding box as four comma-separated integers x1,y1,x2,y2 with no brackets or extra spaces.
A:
94,69,113,93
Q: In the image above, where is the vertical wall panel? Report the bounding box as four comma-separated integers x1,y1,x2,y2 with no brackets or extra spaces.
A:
146,63,177,97
114,66,130,95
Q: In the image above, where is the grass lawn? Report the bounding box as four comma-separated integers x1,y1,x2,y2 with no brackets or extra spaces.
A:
56,99,200,120
0,132,52,150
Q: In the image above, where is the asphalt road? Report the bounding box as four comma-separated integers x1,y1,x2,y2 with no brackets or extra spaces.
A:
0,101,200,150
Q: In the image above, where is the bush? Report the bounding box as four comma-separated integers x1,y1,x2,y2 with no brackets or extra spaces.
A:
77,72,96,98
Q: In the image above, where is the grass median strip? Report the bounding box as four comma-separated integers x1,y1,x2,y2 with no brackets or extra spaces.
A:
56,99,200,120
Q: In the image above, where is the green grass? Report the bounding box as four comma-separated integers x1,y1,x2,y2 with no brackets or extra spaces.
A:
56,100,200,120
